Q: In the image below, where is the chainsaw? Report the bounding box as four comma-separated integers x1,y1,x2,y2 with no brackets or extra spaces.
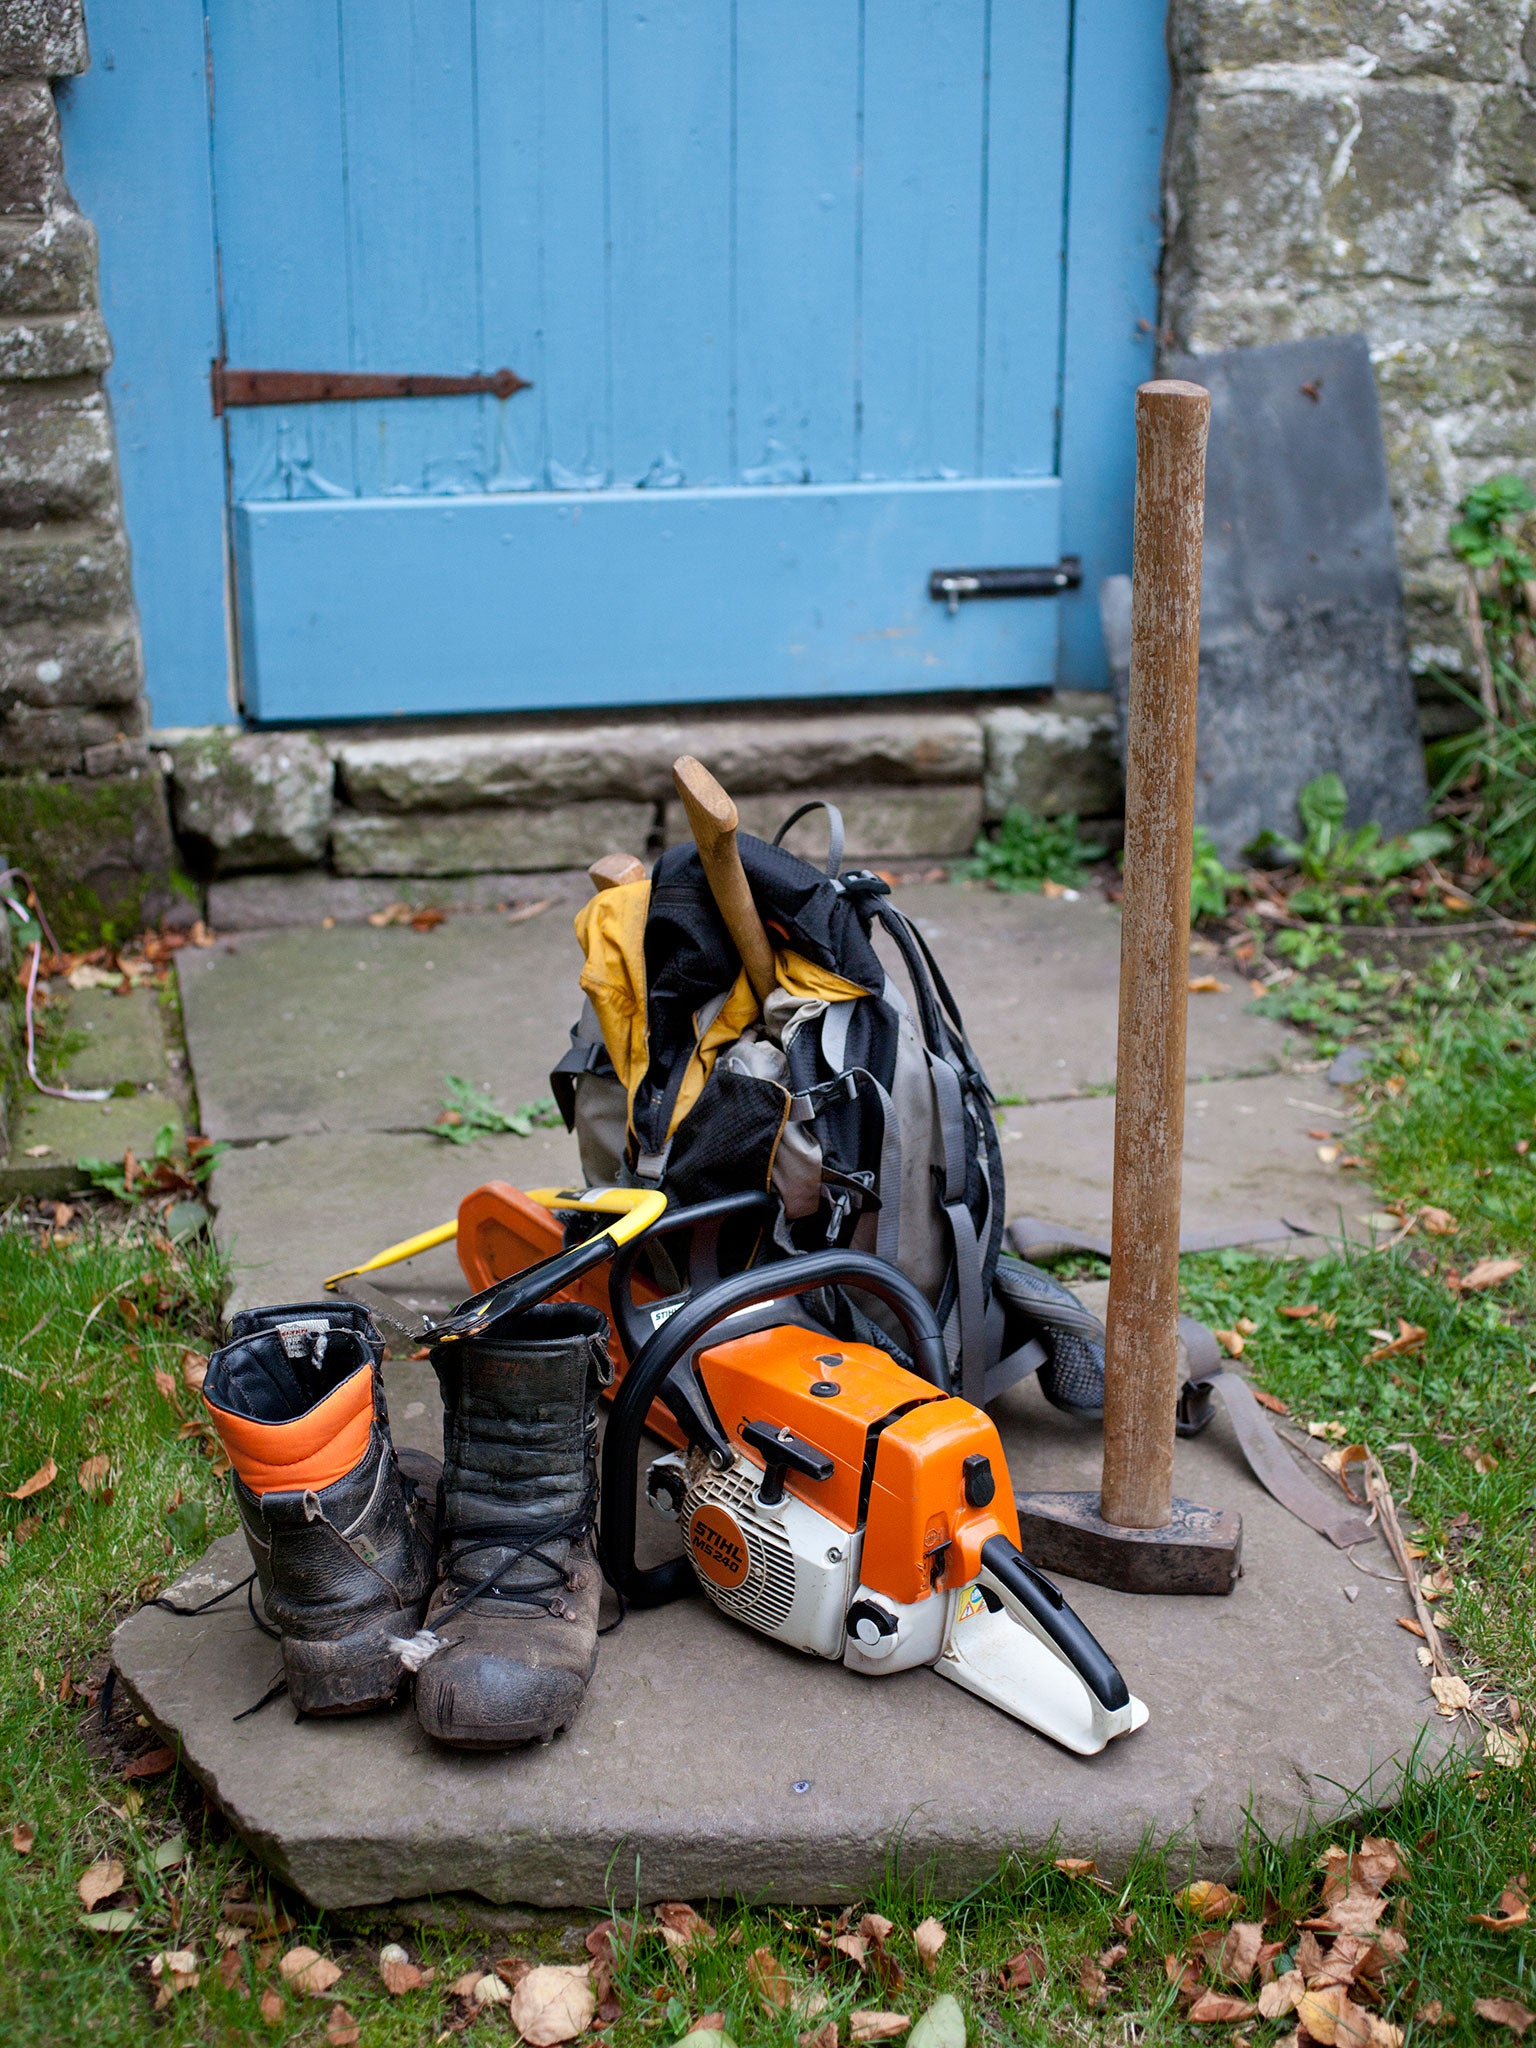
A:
332,1185,1147,1756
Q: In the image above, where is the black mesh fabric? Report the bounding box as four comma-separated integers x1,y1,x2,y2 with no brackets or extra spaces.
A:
661,1068,791,1208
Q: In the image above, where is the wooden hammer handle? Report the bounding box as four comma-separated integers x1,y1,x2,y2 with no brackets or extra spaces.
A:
671,755,777,1004
587,852,646,892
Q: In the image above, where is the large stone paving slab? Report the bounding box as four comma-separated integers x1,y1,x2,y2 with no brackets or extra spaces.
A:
178,889,1296,1144
113,1371,1445,1911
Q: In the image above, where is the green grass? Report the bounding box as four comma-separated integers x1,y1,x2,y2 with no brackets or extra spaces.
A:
4,940,1536,2042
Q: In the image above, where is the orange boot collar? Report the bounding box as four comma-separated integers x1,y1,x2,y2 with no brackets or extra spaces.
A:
205,1365,374,1496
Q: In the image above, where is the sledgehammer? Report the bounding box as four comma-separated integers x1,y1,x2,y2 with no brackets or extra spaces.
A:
671,756,778,1004
1013,380,1243,1596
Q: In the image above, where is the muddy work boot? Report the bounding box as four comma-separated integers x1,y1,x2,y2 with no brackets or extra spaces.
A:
412,1302,609,1750
204,1301,439,1715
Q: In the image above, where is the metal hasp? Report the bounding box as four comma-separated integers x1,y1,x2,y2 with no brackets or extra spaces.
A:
929,556,1082,614
209,361,531,417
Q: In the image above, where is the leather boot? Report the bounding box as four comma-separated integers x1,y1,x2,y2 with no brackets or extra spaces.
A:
204,1300,439,1715
413,1301,608,1750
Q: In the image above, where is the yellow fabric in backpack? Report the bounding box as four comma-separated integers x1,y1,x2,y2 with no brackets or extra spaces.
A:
572,881,869,1143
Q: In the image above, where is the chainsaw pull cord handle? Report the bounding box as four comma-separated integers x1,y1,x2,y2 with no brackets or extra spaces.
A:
977,1534,1131,1713
601,1248,949,1608
606,1190,779,1359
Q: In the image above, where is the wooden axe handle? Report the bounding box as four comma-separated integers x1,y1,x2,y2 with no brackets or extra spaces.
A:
587,852,646,892
671,755,777,1004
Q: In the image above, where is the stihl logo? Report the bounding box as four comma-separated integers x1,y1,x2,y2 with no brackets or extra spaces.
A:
688,1504,751,1589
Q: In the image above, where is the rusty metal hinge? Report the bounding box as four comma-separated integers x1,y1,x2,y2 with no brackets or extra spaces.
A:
210,359,532,417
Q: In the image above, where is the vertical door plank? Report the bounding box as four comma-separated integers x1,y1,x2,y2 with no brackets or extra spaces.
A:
477,0,609,490
733,1,860,485
859,0,987,482
979,0,1071,479
606,0,733,488
337,0,482,496
210,0,356,501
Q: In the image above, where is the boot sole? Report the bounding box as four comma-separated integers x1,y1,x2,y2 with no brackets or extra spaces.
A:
282,1605,424,1717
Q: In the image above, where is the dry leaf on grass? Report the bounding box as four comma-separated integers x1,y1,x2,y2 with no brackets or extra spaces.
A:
325,2007,360,2047
1186,1991,1257,2023
656,1901,715,1954
77,1856,125,1909
149,1949,199,1996
258,1987,283,2024
77,1453,111,1493
798,2029,836,2048
907,1994,966,2048
278,1947,343,1998
1456,1256,1523,1293
378,1941,430,1993
585,1920,619,1968
1077,1954,1109,2009
7,1457,56,1500
474,1971,513,2006
1418,1206,1458,1235
1000,1946,1046,1992
1363,1321,1426,1365
1279,1304,1319,1320
215,1949,243,1991
1253,1386,1290,1414
1259,1971,1305,2019
1215,1922,1267,1983
122,1745,176,1780
1175,1880,1244,1921
913,1918,946,1973
10,1822,33,1854
849,2012,909,2041
1213,1328,1245,1358
496,1958,534,1992
1431,1673,1471,1715
836,1933,871,1966
1302,1886,1389,1937
510,1963,595,2044
448,1970,483,1999
1486,1726,1531,1767
1470,1882,1530,1932
748,1947,793,2009
1475,1997,1536,2036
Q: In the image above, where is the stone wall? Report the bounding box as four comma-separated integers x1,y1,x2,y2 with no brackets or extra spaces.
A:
1164,0,1536,702
0,0,180,944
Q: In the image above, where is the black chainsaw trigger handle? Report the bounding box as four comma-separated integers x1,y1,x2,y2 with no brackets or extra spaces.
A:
979,1534,1131,1713
607,1190,777,1361
601,1248,949,1608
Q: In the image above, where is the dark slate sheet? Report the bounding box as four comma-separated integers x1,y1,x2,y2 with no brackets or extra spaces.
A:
1164,334,1427,863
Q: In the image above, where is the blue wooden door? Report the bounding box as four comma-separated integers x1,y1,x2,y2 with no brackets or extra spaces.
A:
208,1,1071,720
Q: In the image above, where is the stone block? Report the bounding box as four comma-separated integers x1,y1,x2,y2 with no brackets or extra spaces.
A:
0,381,114,523
336,709,984,812
1169,0,1525,82
206,866,589,931
331,799,657,876
0,306,109,379
0,769,188,948
1474,85,1536,205
662,784,983,861
0,613,141,706
0,698,138,770
0,80,63,214
0,0,87,82
0,520,130,626
982,701,1121,820
82,737,152,776
0,210,97,316
163,728,336,873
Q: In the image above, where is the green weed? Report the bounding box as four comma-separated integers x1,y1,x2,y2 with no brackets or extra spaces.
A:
960,809,1105,893
435,1075,563,1144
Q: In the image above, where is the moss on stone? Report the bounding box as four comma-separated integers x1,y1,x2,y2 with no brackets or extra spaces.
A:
0,770,191,949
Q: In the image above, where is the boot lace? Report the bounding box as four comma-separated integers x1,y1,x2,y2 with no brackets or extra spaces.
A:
431,1472,600,1628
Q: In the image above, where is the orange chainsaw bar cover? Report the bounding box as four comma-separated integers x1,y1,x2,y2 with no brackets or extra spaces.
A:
205,1365,373,1496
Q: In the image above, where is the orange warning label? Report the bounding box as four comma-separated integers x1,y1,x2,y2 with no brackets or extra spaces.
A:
688,1503,751,1590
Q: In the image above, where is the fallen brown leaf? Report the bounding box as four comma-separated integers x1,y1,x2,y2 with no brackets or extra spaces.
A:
1471,1881,1530,1932
1418,1206,1458,1235
800,2024,837,2048
1216,1922,1266,1984
1259,1970,1304,2019
278,1946,343,1998
1054,1856,1100,1879
1475,1997,1536,2037
1252,1386,1290,1415
448,1970,483,1999
1077,1954,1108,2009
836,1933,870,1966
325,2007,360,2047
1279,1304,1319,1319
1302,1885,1388,1936
749,1947,794,2009
585,1921,618,1968
860,1913,895,1945
913,1918,946,1974
1175,1880,1244,1921
1431,1673,1471,1715
77,1856,125,1910
78,1453,112,1494
1000,1945,1045,1991
509,1963,596,2045
1457,1256,1523,1293
216,1948,245,1992
378,1942,429,1993
122,1746,176,1780
11,1822,34,1854
1186,1990,1257,2023
1213,1328,1245,1358
180,1349,208,1391
656,1901,714,1954
1188,975,1228,994
1363,1321,1426,1365
850,2014,910,2042
258,1987,284,2025
473,1971,512,2006
7,1457,56,1500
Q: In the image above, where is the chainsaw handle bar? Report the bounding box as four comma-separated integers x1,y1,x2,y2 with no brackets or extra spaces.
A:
607,1190,778,1361
979,1535,1130,1713
601,1248,949,1607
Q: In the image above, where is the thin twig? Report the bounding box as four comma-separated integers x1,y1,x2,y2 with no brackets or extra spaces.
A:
1463,565,1499,722
1361,1455,1453,1678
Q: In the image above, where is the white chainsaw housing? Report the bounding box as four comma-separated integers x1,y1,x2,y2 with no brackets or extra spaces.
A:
662,1450,1147,1754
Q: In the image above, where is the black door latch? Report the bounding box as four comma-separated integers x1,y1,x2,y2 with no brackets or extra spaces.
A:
928,556,1082,614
